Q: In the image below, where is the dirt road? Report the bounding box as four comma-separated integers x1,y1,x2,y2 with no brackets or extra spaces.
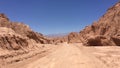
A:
6,43,120,68
22,43,106,68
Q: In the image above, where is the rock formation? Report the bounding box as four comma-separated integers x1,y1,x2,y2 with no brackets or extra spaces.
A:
79,2,120,46
0,27,28,50
68,32,81,43
0,13,50,50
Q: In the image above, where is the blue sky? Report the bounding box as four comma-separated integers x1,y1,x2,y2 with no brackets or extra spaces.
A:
0,0,118,35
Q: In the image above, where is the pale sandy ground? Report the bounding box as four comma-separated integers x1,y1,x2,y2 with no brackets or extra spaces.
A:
5,43,120,68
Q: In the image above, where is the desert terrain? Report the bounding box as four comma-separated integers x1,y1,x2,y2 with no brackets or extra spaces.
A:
2,43,119,68
0,1,120,68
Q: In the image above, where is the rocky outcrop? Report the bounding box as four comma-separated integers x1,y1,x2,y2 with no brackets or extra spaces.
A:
0,14,54,66
68,32,81,43
0,27,28,50
111,36,120,46
0,13,50,45
84,35,116,46
79,2,120,46
26,31,51,44
0,13,51,50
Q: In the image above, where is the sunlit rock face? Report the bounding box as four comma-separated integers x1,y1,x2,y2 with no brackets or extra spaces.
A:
79,2,120,46
0,13,51,50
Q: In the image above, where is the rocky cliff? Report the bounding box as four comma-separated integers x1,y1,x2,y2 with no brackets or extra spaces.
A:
79,2,120,46
0,13,50,50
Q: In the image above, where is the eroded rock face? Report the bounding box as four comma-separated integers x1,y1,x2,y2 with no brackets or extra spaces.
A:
26,31,46,43
84,35,116,46
79,2,120,46
0,13,51,50
111,36,120,46
0,13,50,45
0,27,28,50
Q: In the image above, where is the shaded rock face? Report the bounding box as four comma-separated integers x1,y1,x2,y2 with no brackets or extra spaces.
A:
111,36,120,46
0,14,50,44
0,27,28,50
84,35,116,46
26,31,51,44
0,13,50,50
79,2,120,46
0,34,28,50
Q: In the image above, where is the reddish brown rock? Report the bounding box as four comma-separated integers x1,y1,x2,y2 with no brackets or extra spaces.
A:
68,32,81,43
84,35,116,46
48,2,120,46
111,36,120,46
0,27,28,50
0,13,51,50
78,2,120,46
0,13,50,44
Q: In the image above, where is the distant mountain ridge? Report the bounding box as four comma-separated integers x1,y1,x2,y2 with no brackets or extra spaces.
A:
46,33,69,38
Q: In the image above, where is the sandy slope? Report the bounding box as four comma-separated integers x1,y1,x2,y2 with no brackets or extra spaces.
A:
6,43,120,68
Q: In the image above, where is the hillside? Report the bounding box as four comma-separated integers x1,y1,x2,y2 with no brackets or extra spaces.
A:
0,13,52,50
0,13,55,67
65,2,120,46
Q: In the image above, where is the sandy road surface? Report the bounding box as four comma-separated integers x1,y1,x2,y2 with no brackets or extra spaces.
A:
6,43,120,68
23,43,107,68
